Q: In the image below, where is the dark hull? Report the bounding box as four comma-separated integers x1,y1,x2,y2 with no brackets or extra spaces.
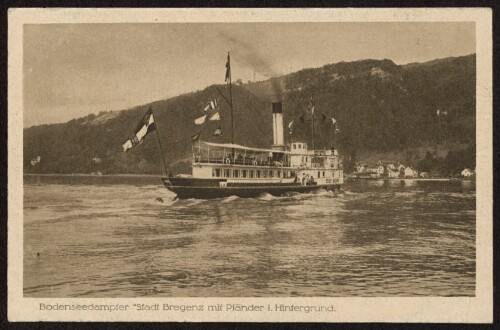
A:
163,177,342,199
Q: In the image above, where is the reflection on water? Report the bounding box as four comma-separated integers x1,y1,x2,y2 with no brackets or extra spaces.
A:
24,176,475,297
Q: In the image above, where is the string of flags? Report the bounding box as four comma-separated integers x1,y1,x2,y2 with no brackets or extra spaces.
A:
193,55,232,141
288,99,338,135
193,98,223,137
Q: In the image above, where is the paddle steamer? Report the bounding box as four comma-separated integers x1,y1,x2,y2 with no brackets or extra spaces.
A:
163,101,344,199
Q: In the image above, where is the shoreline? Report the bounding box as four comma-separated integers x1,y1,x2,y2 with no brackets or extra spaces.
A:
23,173,163,178
346,177,475,182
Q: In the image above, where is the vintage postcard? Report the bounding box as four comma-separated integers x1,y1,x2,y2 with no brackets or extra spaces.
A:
8,8,492,322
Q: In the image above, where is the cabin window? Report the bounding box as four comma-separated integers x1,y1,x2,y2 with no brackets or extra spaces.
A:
298,144,302,149
249,170,254,178
318,171,320,178
292,144,296,149
213,169,221,177
263,170,267,178
277,171,281,178
305,156,308,162
269,170,274,178
224,169,230,177
323,171,325,177
291,170,295,177
233,169,239,178
256,170,261,178
242,170,247,178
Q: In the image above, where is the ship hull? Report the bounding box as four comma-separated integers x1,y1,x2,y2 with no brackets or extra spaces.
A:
163,178,342,199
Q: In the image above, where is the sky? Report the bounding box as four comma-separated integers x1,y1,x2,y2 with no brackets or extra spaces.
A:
23,22,475,127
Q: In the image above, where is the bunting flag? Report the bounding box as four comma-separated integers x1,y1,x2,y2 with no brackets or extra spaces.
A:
191,132,201,142
321,112,327,122
288,120,294,129
225,53,231,82
209,112,220,121
195,114,207,125
331,117,337,125
213,126,222,136
122,107,156,152
204,99,218,112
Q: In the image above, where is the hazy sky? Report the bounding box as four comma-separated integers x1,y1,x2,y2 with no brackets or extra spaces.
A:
23,22,475,127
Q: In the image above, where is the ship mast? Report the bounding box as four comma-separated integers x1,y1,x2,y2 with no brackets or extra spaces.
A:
311,96,315,150
227,52,235,158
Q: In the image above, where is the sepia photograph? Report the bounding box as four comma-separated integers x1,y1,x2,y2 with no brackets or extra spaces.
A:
8,8,492,322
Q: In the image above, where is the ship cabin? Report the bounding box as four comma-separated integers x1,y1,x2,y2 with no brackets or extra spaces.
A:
191,141,342,185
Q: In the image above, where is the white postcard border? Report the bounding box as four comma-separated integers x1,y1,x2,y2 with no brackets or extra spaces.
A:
8,8,493,323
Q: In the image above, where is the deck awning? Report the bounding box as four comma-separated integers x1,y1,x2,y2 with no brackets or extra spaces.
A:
201,141,290,154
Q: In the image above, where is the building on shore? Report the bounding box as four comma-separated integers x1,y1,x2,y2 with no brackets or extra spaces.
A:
404,166,418,178
461,168,475,177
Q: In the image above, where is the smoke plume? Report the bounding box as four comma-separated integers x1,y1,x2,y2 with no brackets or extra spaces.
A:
219,32,285,100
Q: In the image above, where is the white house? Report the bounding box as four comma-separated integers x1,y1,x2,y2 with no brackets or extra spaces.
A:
461,168,475,177
388,169,400,178
404,167,418,178
30,155,41,167
377,161,398,177
377,164,385,176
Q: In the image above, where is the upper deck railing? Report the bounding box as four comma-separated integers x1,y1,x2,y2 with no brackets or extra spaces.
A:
193,155,291,167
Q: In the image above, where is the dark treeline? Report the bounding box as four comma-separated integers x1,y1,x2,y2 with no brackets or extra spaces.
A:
24,54,475,175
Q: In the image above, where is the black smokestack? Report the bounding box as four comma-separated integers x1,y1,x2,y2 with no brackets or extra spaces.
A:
272,102,283,114
272,102,284,147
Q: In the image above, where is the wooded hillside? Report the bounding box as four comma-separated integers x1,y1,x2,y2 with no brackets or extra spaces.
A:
24,54,476,175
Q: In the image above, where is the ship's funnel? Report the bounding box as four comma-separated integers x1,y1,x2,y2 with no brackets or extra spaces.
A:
272,102,285,150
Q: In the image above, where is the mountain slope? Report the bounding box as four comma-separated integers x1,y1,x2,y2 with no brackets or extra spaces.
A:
24,54,476,175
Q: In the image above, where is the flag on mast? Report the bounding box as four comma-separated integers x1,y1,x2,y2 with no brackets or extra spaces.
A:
288,120,294,134
195,115,207,125
213,126,222,136
225,53,231,82
204,99,218,112
191,132,201,142
122,107,156,152
209,112,220,121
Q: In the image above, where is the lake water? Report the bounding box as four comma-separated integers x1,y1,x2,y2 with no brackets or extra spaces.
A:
23,175,476,297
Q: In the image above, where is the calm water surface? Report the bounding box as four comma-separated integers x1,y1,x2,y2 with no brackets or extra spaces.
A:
24,175,476,297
